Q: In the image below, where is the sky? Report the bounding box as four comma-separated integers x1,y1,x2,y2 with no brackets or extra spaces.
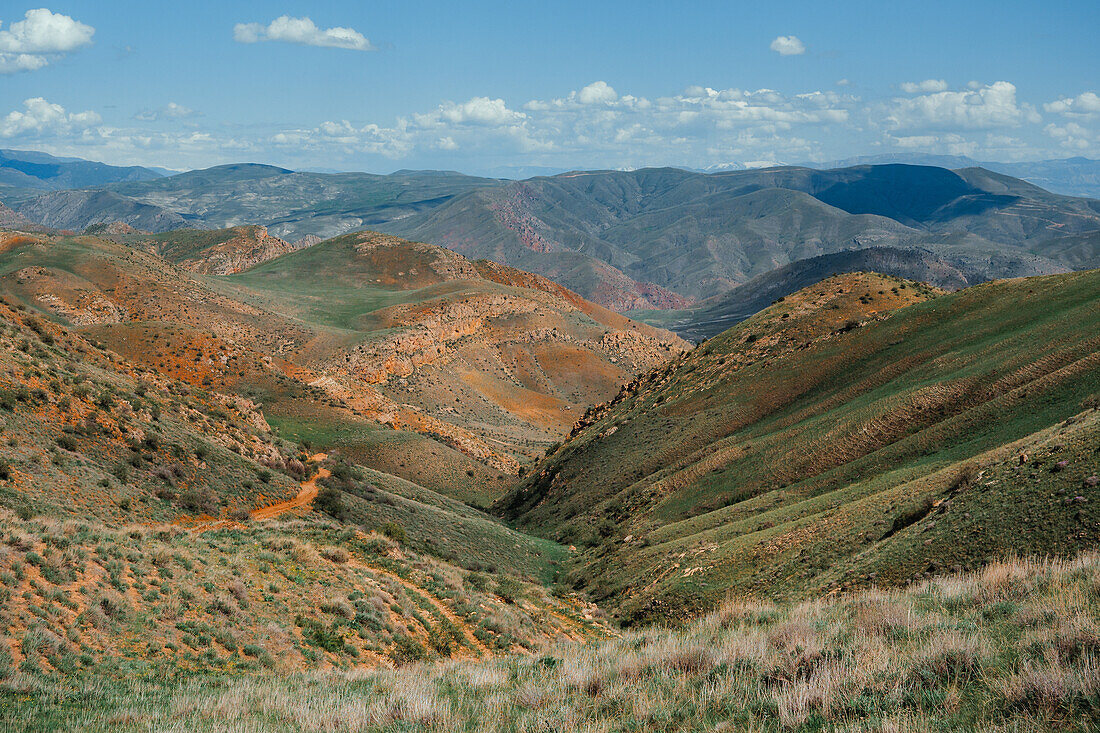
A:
1,1,1098,175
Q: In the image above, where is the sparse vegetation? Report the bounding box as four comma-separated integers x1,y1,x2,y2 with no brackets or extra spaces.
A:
3,554,1098,730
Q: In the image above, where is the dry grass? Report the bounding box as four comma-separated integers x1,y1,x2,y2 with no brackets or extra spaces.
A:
5,554,1099,731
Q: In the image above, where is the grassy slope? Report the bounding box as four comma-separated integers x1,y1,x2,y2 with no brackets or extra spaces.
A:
500,270,1100,623
7,553,1099,731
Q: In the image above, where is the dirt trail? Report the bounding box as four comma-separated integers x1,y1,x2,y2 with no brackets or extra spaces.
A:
251,453,329,521
183,453,328,532
351,559,491,658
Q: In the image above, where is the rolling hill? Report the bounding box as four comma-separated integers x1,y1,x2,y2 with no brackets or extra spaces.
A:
6,162,1097,317
104,164,503,242
498,269,1100,624
811,153,1100,199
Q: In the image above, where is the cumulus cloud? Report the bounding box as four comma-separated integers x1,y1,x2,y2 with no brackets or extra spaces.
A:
12,76,1094,173
433,97,526,126
577,81,618,105
884,81,1040,131
1044,91,1100,117
134,102,199,122
0,97,100,138
1044,121,1097,150
770,35,805,55
0,8,93,74
234,15,374,50
900,79,948,93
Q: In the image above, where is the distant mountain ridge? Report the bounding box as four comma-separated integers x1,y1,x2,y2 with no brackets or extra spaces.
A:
382,164,1100,308
806,152,1100,199
3,154,1099,315
0,148,164,190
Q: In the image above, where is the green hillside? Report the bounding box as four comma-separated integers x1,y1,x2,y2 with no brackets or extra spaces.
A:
499,269,1100,624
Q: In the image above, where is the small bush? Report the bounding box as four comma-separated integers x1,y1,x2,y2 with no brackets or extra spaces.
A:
391,634,427,664
320,546,349,563
381,522,406,544
315,487,349,521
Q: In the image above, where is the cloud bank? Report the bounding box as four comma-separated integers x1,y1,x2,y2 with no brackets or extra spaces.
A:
4,79,1098,171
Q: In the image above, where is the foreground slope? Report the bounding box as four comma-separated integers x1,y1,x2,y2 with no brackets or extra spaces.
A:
0,287,609,684
500,270,1100,623
8,554,1099,731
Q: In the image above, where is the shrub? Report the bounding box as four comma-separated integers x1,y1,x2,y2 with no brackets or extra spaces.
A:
391,634,427,664
495,576,523,604
315,487,349,521
178,488,218,515
320,546,349,563
428,625,457,657
381,522,406,544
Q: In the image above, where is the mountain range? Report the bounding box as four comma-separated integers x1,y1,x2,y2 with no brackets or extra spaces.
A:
4,157,1097,321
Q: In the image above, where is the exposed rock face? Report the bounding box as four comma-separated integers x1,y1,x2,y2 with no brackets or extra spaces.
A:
292,234,323,249
177,226,295,275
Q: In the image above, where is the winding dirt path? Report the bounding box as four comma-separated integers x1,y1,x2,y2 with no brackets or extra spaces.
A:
250,453,329,521
182,453,329,532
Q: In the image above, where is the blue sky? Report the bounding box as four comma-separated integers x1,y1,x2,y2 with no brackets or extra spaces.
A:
1,1,1097,174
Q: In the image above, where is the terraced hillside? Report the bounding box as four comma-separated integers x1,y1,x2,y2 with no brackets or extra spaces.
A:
0,228,683,502
500,270,1100,624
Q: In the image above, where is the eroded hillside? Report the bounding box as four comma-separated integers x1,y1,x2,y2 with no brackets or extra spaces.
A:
0,228,685,501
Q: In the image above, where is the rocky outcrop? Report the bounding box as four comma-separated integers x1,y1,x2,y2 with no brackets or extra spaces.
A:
178,225,295,275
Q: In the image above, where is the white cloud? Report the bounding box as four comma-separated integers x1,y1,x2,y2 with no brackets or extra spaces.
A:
0,97,100,138
0,8,93,74
835,78,851,87
417,97,527,127
1044,91,1100,117
1044,121,1097,150
884,81,1040,131
769,35,805,56
9,77,1082,173
234,15,374,51
577,81,618,105
0,52,48,73
134,102,198,122
900,79,948,93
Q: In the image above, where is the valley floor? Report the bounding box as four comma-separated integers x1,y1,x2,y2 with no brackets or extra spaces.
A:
4,554,1099,731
